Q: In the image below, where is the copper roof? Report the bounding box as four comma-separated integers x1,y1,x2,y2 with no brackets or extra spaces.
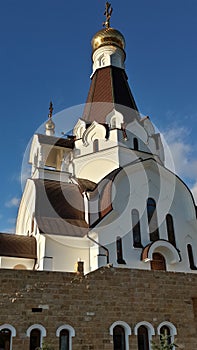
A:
0,233,37,259
83,66,138,124
34,179,89,237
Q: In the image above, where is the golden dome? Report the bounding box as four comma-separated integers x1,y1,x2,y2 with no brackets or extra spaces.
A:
91,27,125,52
45,118,55,131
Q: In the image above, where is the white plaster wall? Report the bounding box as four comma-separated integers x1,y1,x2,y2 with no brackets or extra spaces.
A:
73,148,119,182
91,160,197,273
44,235,90,274
16,179,36,235
0,257,35,270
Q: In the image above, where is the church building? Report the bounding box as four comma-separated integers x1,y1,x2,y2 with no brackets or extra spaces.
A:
0,3,197,350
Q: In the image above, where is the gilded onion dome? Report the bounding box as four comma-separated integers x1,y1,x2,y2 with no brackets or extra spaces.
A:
91,27,125,53
45,118,55,132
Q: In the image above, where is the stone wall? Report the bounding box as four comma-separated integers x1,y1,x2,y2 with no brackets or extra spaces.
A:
0,267,197,349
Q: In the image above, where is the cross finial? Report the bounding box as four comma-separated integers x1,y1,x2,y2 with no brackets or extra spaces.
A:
48,101,53,119
103,2,113,29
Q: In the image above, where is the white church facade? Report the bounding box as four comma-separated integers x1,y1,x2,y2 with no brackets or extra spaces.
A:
10,8,197,276
0,3,197,350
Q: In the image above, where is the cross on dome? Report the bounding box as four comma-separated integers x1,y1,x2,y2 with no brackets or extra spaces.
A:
103,2,113,28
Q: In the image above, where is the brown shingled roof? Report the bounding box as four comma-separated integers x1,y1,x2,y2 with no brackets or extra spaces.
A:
0,233,37,259
83,66,139,124
34,179,89,237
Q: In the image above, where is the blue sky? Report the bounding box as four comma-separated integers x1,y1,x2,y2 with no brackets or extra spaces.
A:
0,0,196,232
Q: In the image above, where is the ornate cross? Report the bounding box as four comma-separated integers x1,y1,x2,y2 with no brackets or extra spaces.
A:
103,2,113,28
48,101,53,119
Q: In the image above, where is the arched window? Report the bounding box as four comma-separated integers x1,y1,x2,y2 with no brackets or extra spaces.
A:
27,325,46,350
187,244,197,270
166,214,176,247
134,322,155,350
113,325,126,350
137,325,149,350
147,198,159,241
0,325,16,350
110,321,131,350
59,329,69,350
116,237,126,264
0,329,11,350
151,252,166,271
160,325,171,345
132,209,142,248
133,138,139,151
29,329,41,350
56,325,75,350
157,322,177,349
93,139,99,152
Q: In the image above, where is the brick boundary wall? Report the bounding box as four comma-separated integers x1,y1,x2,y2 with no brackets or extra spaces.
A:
0,266,197,349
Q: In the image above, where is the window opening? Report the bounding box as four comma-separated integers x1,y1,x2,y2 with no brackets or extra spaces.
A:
166,214,176,247
113,325,126,350
116,237,126,264
147,198,159,241
187,244,197,270
0,329,11,350
133,138,139,151
132,209,142,248
59,329,69,350
137,325,149,350
160,326,171,345
29,329,41,350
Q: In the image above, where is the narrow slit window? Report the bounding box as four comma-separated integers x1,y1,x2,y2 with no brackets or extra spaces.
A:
133,137,139,151
187,244,197,270
116,237,126,264
166,214,176,247
147,198,159,241
132,209,142,248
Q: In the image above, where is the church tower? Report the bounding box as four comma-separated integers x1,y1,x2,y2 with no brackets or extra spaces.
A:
14,2,197,276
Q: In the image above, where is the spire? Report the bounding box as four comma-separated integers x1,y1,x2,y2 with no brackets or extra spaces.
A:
91,3,125,75
45,101,55,136
82,4,138,124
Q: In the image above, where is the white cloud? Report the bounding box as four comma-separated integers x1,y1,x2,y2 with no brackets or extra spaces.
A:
5,197,20,208
160,125,197,205
162,127,197,180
